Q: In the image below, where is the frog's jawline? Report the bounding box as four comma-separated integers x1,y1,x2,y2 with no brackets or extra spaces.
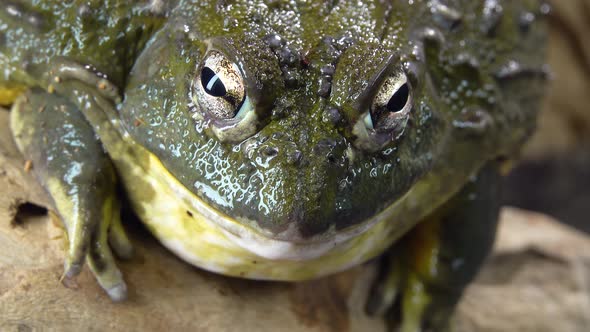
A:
115,134,414,280
145,144,404,260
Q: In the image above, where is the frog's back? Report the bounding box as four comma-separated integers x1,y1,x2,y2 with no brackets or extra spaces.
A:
396,0,549,155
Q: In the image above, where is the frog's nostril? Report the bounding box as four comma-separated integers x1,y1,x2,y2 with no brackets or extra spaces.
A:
315,138,338,150
323,106,343,125
261,146,279,157
327,153,338,164
286,150,303,166
313,138,348,166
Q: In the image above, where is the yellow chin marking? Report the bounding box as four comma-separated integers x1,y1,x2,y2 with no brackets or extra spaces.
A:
109,137,403,281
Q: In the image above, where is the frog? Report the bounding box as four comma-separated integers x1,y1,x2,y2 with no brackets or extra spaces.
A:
0,0,548,330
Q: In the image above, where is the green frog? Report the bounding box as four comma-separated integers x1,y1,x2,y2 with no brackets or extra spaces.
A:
0,0,548,330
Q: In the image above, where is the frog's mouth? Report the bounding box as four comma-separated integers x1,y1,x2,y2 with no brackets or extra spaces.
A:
130,144,415,262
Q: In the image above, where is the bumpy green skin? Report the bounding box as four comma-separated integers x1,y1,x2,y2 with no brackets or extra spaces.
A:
1,0,547,239
1,0,547,328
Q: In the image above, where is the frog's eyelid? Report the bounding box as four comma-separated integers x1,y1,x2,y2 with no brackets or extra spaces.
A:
364,113,374,130
210,96,259,143
352,52,401,112
234,97,252,120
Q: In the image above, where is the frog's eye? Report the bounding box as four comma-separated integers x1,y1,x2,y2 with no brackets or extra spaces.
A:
191,50,261,143
366,72,412,131
353,71,413,151
195,51,246,119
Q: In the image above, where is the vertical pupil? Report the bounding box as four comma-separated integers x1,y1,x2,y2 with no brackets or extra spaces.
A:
201,66,227,97
387,83,409,113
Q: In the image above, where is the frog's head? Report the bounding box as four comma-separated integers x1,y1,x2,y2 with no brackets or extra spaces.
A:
123,15,448,243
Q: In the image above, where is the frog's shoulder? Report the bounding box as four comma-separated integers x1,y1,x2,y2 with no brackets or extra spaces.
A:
0,0,167,90
388,0,549,157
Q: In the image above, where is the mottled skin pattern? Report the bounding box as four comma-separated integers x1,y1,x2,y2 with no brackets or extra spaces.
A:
1,0,547,330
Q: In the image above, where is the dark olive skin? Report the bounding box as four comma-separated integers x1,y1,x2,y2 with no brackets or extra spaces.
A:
1,0,547,239
127,0,548,239
1,0,548,329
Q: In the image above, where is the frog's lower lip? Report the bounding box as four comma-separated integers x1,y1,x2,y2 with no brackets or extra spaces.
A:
169,170,386,260
135,148,405,261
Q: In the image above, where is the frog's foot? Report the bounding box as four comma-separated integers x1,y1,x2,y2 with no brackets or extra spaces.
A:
11,88,131,301
84,196,129,301
365,253,402,318
366,164,501,331
62,196,132,302
107,201,134,260
366,222,458,332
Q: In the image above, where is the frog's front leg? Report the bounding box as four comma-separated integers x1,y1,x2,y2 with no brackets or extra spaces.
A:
10,88,132,301
367,164,501,331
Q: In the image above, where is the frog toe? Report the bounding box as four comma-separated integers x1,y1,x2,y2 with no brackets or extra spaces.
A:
63,262,84,279
90,255,128,302
87,223,128,302
366,256,402,316
61,212,96,279
82,197,129,301
367,247,447,332
108,224,134,260
106,283,128,303
107,202,134,260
